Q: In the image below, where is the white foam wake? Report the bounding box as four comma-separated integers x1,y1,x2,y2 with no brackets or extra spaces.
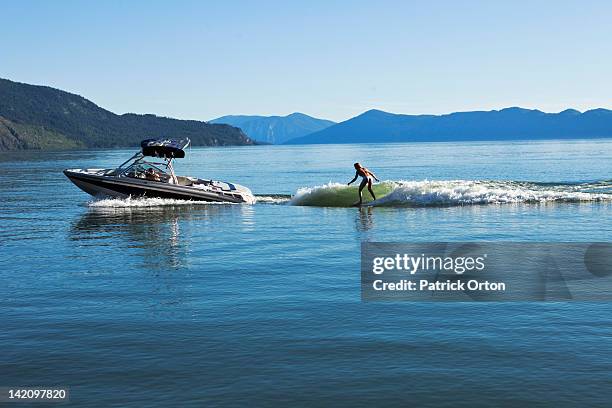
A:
375,180,610,206
254,195,292,204
290,180,612,207
88,197,233,208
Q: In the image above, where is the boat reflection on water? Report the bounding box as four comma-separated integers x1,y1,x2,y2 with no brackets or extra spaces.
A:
70,203,251,315
71,203,242,270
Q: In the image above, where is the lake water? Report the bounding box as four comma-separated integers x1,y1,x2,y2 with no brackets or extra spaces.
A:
1,140,612,407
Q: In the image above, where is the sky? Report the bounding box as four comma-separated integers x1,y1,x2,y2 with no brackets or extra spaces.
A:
2,0,611,122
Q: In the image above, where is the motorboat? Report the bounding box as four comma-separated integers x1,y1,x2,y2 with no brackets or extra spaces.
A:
64,138,255,203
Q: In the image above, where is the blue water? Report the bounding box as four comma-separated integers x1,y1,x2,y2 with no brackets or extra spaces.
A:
1,140,611,407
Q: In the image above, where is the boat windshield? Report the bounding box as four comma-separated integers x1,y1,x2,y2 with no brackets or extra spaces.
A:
122,162,171,182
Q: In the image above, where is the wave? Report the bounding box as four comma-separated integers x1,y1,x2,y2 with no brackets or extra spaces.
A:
289,180,612,208
290,182,395,207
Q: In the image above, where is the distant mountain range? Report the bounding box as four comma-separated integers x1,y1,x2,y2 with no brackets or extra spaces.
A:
211,113,335,144
285,107,612,144
0,78,254,151
3,77,611,151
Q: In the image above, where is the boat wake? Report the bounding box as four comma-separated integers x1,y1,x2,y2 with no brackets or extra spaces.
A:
88,197,234,208
85,180,612,208
253,194,292,204
289,180,612,207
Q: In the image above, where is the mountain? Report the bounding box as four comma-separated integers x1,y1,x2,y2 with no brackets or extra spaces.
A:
0,116,84,150
0,78,254,151
210,112,335,144
284,107,612,144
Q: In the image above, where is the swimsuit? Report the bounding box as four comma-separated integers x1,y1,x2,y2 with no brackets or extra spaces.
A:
358,171,373,189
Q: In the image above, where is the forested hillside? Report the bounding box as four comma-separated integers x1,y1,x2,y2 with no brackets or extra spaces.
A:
0,78,254,151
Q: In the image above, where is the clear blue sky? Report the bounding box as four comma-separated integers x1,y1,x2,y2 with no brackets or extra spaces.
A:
2,0,611,122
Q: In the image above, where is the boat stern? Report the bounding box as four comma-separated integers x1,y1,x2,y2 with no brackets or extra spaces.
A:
233,183,256,204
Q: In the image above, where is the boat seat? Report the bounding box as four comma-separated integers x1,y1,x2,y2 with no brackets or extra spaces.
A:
175,176,194,186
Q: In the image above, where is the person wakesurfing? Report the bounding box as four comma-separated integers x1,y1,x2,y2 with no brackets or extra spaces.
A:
348,162,380,206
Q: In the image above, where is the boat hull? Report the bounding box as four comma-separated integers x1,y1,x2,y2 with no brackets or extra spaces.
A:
64,170,252,203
